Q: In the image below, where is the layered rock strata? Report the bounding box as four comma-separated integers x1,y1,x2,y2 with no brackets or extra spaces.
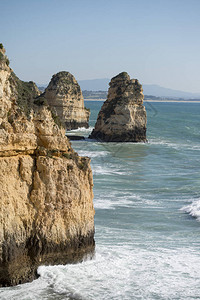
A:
89,72,147,142
41,71,90,130
0,46,95,286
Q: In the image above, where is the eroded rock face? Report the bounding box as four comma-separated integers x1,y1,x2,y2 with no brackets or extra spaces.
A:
0,46,95,286
89,72,147,142
42,71,90,130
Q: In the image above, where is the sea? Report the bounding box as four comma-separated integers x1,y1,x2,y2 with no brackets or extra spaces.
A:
1,101,200,300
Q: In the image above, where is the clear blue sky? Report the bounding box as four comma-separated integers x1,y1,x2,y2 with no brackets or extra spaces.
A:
1,0,200,92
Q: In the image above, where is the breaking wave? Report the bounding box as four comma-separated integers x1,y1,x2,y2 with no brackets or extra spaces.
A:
181,199,200,221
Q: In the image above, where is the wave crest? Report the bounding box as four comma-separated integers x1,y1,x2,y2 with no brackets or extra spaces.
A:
181,200,200,221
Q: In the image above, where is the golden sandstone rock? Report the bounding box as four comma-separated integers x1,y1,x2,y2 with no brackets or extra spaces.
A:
42,71,90,130
89,72,147,142
0,45,95,286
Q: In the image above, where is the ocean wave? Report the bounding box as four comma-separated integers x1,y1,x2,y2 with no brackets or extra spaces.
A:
149,138,200,151
66,126,94,134
149,138,181,149
180,199,200,221
36,244,200,300
77,150,108,158
94,192,161,210
1,239,200,300
94,198,134,210
92,165,130,176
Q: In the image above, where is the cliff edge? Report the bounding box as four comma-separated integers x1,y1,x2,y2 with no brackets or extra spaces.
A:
0,45,95,286
89,72,147,142
41,71,90,130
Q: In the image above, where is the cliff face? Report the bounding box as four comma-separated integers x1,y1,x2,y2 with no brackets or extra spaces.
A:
42,71,90,130
0,46,95,286
89,72,147,142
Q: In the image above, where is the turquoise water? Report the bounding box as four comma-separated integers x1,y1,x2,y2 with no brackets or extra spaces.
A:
1,101,200,299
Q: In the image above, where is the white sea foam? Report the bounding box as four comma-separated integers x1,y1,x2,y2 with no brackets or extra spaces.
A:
181,199,200,221
149,138,200,151
93,190,161,210
1,241,200,300
92,165,130,176
66,126,94,134
94,198,134,210
35,245,200,300
148,138,182,150
95,198,160,210
77,150,108,158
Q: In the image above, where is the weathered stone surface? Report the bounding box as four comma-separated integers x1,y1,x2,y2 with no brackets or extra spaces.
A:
41,71,90,130
0,46,95,286
89,72,147,142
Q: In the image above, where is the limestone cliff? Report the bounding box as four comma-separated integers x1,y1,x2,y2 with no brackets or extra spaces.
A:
89,72,147,142
0,45,95,286
41,71,90,130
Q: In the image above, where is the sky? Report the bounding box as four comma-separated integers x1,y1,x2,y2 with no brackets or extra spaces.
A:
1,0,200,93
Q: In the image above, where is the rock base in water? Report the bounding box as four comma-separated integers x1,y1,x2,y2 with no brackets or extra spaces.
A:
65,120,89,131
91,127,146,142
0,231,95,287
66,135,85,140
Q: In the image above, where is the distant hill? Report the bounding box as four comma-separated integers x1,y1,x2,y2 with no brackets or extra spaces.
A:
37,86,46,92
78,78,200,99
82,90,107,99
78,78,110,91
143,84,200,99
37,79,200,99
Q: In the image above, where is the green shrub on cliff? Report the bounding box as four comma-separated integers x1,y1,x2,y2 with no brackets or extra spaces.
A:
5,58,10,66
50,110,63,128
0,46,10,66
8,72,36,117
78,157,88,171
34,96,48,106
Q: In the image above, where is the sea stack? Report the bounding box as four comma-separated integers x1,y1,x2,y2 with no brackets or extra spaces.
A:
42,71,90,130
0,45,95,286
89,72,147,142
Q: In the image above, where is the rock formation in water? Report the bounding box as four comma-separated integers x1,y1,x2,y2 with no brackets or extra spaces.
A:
0,45,95,286
89,72,147,142
41,71,90,130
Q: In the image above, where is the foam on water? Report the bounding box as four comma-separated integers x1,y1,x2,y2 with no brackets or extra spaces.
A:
66,126,94,135
92,165,130,176
149,138,200,151
77,150,108,158
47,245,200,299
94,190,161,210
2,244,199,300
94,197,135,210
181,199,200,221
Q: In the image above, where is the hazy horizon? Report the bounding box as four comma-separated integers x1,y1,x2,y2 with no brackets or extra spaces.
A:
36,77,200,96
1,0,200,93
36,78,200,98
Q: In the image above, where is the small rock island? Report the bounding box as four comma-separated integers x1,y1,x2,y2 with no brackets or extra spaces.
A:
41,71,90,130
89,72,147,142
0,45,95,286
